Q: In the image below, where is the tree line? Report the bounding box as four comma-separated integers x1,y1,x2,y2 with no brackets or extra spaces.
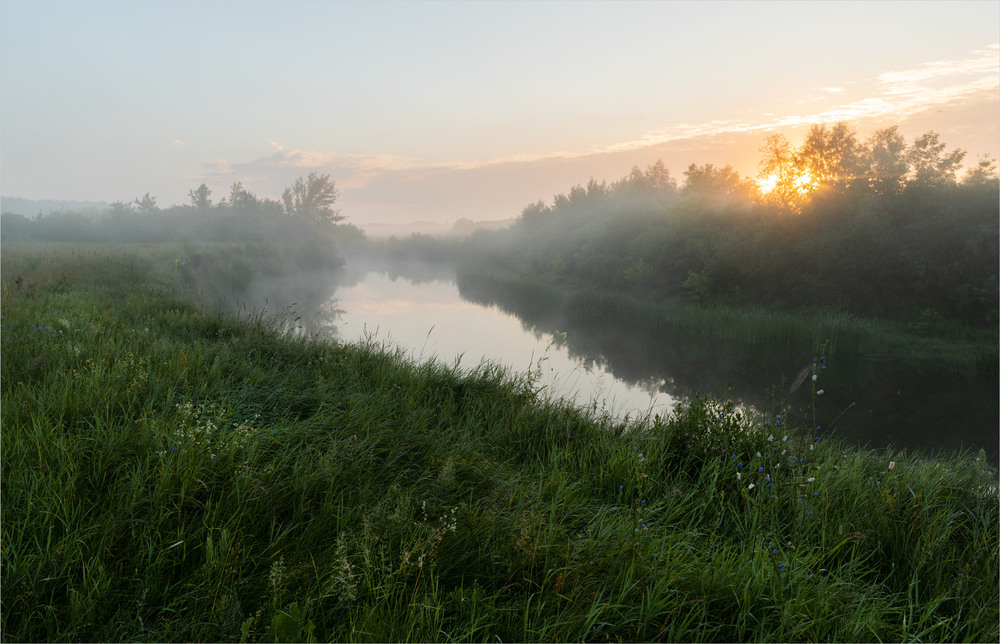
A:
462,122,999,328
1,173,363,248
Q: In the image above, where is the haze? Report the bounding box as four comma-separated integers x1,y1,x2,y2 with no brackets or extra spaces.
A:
1,0,997,233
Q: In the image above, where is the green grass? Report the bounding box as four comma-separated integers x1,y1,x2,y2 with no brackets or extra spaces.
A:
3,243,998,642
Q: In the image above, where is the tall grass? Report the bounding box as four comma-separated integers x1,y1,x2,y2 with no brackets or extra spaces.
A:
3,243,998,642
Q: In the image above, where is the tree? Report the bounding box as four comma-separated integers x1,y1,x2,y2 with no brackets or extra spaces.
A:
757,133,804,211
228,182,259,211
106,200,133,218
188,183,212,209
682,163,753,207
134,193,159,214
864,126,908,195
906,131,966,188
962,154,999,187
796,122,862,193
282,173,342,224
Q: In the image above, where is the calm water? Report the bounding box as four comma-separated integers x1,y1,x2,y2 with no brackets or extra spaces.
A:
242,262,999,464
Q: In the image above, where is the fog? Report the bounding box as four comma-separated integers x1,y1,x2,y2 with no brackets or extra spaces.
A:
2,123,997,463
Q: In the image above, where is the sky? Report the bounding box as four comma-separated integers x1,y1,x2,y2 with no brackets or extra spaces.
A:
2,0,998,232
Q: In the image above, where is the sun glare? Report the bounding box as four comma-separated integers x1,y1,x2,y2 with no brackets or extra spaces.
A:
756,170,816,196
794,172,814,194
758,174,779,194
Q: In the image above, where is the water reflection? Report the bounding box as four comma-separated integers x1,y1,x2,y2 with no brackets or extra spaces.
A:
240,263,998,464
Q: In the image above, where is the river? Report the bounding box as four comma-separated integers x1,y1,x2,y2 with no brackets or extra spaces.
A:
242,261,999,464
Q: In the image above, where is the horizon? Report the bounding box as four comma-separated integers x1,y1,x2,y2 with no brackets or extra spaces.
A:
2,1,997,232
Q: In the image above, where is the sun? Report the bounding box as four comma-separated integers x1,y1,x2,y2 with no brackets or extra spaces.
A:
757,174,779,194
756,170,816,196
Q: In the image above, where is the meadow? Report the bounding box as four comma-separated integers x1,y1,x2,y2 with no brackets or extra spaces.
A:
2,243,997,642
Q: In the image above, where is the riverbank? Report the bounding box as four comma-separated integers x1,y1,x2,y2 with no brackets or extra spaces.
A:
456,264,999,375
2,244,997,642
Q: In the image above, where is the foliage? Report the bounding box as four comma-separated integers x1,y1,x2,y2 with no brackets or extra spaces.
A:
461,122,998,328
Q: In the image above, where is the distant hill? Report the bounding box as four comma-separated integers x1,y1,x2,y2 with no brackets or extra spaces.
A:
1,196,110,217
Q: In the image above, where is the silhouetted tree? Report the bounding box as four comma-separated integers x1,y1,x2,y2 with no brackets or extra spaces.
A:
864,126,909,195
133,193,158,214
682,163,754,207
962,154,999,187
188,183,212,209
906,131,966,188
796,122,862,193
282,173,342,223
228,182,259,211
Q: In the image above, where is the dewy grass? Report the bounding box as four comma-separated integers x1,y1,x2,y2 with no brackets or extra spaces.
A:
2,243,998,642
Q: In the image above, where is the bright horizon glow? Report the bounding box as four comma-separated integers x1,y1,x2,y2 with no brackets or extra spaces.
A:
1,1,997,230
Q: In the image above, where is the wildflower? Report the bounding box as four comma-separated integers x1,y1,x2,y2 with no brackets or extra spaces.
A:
767,434,774,442
821,365,827,370
732,454,737,458
816,389,825,395
779,563,786,570
808,511,813,516
619,485,624,490
737,472,742,480
748,483,756,490
772,549,778,555
812,374,818,382
640,499,646,504
888,461,896,470
813,492,818,497
758,467,764,473
807,477,815,483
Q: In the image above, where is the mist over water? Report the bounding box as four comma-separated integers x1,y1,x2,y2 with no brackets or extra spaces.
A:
241,261,999,465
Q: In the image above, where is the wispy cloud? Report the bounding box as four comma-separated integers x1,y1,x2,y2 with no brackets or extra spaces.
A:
594,45,999,151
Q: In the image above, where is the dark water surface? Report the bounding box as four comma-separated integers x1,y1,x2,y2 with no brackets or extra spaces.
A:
243,263,999,464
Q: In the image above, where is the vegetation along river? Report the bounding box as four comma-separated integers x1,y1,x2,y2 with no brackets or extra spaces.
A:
243,262,999,465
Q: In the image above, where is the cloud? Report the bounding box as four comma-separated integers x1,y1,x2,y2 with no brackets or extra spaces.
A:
170,139,188,147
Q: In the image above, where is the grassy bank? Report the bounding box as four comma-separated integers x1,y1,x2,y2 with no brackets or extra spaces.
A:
456,265,999,374
2,244,998,642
